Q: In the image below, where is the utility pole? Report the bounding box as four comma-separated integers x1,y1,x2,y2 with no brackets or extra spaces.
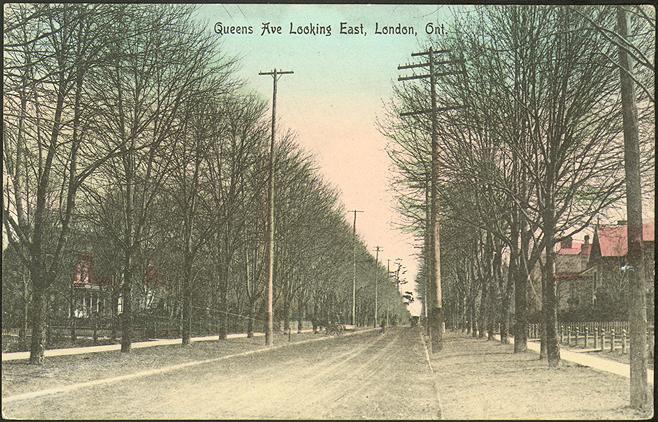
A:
373,246,383,328
259,68,294,346
398,47,463,353
424,172,432,337
386,259,391,327
616,6,648,410
348,210,364,326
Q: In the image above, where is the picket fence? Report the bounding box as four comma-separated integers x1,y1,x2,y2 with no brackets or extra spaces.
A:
527,321,655,356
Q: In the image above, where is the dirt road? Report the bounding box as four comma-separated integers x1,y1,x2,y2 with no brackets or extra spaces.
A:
3,327,440,419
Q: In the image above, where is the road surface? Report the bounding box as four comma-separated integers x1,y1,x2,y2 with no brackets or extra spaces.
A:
3,327,441,419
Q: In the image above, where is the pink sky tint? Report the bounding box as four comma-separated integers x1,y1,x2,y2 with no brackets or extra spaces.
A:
195,4,458,315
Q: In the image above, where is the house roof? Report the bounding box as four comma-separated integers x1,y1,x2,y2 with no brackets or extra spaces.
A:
557,244,582,255
597,222,655,257
556,239,591,256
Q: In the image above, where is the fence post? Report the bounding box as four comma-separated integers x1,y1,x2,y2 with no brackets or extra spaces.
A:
567,326,571,347
594,325,598,349
584,327,589,348
610,329,615,352
560,325,564,343
575,326,579,347
600,328,605,351
621,329,627,354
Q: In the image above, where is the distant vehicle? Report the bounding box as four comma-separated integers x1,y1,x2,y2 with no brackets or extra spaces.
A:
402,291,414,303
325,322,344,336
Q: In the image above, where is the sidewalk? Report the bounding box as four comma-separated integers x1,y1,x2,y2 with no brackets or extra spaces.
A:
2,329,314,362
493,334,654,385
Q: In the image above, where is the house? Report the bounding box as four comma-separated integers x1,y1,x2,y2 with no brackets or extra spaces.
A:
527,220,654,321
70,253,166,319
527,235,593,318
584,221,655,319
555,235,594,311
70,252,114,319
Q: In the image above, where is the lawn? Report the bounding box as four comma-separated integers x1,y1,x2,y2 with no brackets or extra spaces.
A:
2,331,321,399
428,331,654,420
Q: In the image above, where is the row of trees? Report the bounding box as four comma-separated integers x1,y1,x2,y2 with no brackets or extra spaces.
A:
3,3,408,364
382,3,653,379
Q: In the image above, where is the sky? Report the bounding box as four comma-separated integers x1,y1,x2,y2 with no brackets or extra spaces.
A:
194,4,461,316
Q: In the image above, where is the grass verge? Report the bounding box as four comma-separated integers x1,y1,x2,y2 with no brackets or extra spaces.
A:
428,331,654,420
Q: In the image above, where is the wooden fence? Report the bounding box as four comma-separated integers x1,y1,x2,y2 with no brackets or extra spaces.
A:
527,321,655,357
46,314,314,343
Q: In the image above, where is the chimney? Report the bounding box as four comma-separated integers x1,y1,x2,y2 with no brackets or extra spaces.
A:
561,236,573,249
617,220,627,225
584,235,590,246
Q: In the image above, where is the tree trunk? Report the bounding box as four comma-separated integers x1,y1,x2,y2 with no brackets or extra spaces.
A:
110,290,118,343
121,256,133,353
486,282,495,341
500,288,511,344
478,281,487,338
283,294,291,333
312,301,319,333
500,259,513,344
181,256,193,345
21,272,29,348
514,255,529,352
247,302,255,338
470,303,477,338
218,258,229,340
539,259,547,360
69,280,76,342
297,294,304,333
28,276,48,365
543,208,560,368
465,296,471,335
540,317,547,360
93,315,98,344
